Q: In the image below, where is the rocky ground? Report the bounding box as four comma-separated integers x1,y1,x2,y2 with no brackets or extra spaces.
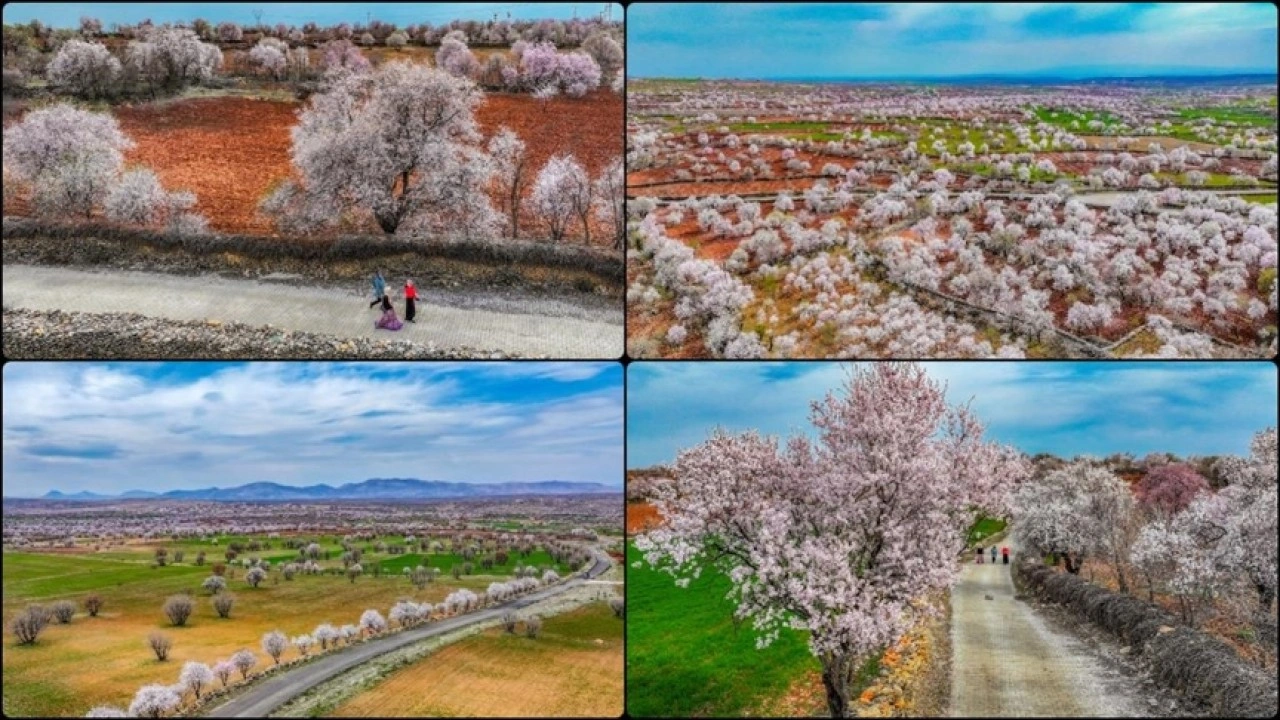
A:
3,308,530,359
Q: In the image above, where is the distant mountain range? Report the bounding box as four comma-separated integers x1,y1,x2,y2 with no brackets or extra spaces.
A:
646,71,1278,86
35,478,619,502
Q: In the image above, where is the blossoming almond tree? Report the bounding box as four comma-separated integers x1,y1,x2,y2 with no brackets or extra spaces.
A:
635,363,1028,718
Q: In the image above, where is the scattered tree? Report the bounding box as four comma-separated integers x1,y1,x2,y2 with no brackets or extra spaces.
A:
11,605,50,645
179,661,213,699
50,600,76,624
2,104,132,218
231,649,257,679
147,631,172,661
264,62,498,238
128,684,180,719
212,592,235,619
163,595,194,626
83,594,103,617
46,39,121,99
532,154,591,242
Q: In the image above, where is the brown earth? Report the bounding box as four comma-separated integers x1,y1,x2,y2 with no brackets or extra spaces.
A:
7,88,621,240
626,502,663,535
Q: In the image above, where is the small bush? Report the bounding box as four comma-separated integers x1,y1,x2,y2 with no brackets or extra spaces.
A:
11,605,51,645
162,594,194,626
50,600,76,624
148,631,172,661
83,594,104,617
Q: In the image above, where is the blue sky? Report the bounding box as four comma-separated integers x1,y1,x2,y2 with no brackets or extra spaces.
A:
628,3,1278,79
2,3,620,28
627,362,1277,468
2,362,622,497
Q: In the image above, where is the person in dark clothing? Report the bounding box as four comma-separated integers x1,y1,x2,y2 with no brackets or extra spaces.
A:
991,546,998,563
404,278,417,323
975,546,984,564
368,270,386,308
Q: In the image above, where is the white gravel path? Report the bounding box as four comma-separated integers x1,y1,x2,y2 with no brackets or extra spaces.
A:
950,537,1148,717
3,264,623,359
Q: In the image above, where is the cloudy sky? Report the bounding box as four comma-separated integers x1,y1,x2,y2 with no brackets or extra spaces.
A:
3,2,620,28
2,362,622,497
628,362,1276,468
628,2,1278,79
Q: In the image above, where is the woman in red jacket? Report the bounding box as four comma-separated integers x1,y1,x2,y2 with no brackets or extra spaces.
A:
404,278,417,323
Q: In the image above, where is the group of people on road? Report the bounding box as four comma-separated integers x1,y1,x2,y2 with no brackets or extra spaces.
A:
975,545,1010,564
368,270,418,332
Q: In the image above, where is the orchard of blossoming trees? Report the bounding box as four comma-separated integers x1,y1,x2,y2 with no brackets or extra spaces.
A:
626,80,1278,358
1014,428,1277,652
2,12,624,244
1,496,620,717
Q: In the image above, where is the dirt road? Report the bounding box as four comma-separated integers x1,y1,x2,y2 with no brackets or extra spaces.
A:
949,538,1147,717
203,552,612,718
2,265,622,359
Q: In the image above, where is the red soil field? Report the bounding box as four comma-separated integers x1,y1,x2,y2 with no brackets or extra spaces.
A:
626,502,664,534
104,89,621,237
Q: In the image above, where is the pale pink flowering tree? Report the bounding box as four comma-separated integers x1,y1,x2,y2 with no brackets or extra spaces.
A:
435,30,478,78
267,62,498,238
3,104,132,218
248,38,287,79
1135,463,1209,518
593,156,625,249
47,40,121,99
320,39,369,74
127,684,181,719
531,154,592,243
178,661,213,699
636,363,1027,717
487,127,529,239
1013,461,1135,584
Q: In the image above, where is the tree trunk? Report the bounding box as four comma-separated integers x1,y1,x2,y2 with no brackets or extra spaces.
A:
820,654,854,718
375,210,399,234
1255,581,1276,613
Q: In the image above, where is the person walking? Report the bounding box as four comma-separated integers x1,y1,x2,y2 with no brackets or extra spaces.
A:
991,546,997,564
975,546,984,564
369,270,386,308
404,278,417,323
1002,546,1010,565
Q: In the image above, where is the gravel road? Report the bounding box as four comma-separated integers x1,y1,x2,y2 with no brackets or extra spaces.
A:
204,552,612,718
3,264,622,359
950,537,1147,717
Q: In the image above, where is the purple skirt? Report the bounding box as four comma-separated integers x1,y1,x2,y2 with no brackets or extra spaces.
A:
375,310,403,331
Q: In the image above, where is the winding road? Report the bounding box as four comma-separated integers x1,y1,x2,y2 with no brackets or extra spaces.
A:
2,265,623,359
203,552,612,718
950,537,1147,717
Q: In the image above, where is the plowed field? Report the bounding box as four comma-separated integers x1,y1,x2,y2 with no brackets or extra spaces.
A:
9,89,622,239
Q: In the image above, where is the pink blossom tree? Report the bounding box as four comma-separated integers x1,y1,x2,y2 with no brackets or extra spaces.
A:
593,156,625,249
2,104,132,218
1135,463,1209,518
636,363,1027,717
435,30,478,79
487,127,529,239
46,39,121,99
127,684,180,719
267,61,498,238
531,154,592,243
320,39,369,74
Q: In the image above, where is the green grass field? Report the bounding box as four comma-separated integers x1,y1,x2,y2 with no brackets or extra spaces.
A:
375,549,568,575
2,533,575,717
626,543,821,717
966,516,1008,546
